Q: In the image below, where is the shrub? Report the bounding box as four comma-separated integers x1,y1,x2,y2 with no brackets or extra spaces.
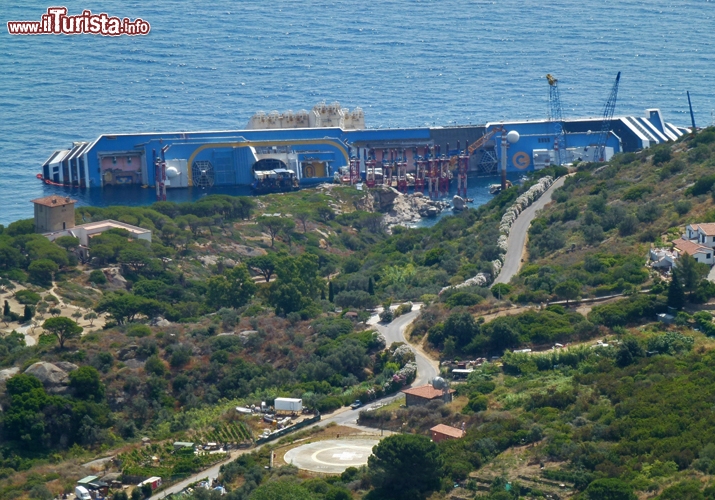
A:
15,290,41,305
647,331,694,355
688,144,710,164
380,309,394,323
618,215,639,236
170,345,192,367
636,202,662,223
312,317,353,339
462,394,488,414
692,127,715,146
686,174,715,196
583,224,605,245
491,283,512,299
127,324,151,338
334,290,378,310
622,185,652,201
652,146,672,165
144,355,167,376
89,270,107,284
342,258,361,274
588,295,665,327
316,396,343,413
674,199,692,215
394,302,413,317
445,292,482,308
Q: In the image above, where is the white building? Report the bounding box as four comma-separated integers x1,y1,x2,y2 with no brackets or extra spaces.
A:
650,248,678,269
685,223,715,248
43,219,151,247
674,238,714,265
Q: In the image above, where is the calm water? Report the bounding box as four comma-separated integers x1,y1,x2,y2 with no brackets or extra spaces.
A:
1,0,714,225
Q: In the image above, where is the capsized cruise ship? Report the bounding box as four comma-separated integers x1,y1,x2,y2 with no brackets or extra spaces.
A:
41,101,688,195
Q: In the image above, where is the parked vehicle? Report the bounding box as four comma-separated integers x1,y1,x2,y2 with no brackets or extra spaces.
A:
274,398,302,413
74,486,91,500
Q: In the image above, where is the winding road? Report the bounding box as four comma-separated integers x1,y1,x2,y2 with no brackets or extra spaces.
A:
148,175,569,497
150,307,435,498
493,176,567,285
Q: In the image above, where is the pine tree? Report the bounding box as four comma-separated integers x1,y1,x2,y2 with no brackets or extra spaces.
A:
328,281,334,302
368,277,375,295
667,270,686,310
3,300,9,317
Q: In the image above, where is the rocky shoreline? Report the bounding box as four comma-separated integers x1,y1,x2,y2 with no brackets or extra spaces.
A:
361,186,451,233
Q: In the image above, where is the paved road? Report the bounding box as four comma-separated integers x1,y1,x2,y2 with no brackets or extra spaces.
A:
151,307,434,498
322,307,438,428
494,176,568,285
375,308,438,387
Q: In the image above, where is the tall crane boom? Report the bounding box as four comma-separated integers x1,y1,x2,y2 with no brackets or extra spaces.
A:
595,72,621,162
546,74,567,166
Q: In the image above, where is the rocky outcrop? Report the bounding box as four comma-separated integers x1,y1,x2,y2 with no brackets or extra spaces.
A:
150,316,171,327
54,361,78,372
453,195,466,211
381,193,449,232
198,255,219,267
104,267,128,289
218,244,267,258
118,344,139,360
0,367,19,382
123,359,146,370
370,185,401,212
24,362,70,393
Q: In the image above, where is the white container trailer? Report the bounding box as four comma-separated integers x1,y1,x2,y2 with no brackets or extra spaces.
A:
274,397,302,413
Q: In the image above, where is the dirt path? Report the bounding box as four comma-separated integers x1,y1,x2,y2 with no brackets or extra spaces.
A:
1,280,106,344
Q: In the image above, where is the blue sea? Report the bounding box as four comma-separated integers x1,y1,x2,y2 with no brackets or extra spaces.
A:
1,0,714,225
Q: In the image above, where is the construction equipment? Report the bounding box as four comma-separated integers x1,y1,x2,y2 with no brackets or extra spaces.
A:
468,126,504,156
687,91,697,131
427,145,440,199
455,141,469,197
382,149,392,186
396,149,408,193
348,147,360,185
439,144,450,196
594,72,621,162
546,74,567,165
413,147,426,192
441,126,504,176
365,148,377,188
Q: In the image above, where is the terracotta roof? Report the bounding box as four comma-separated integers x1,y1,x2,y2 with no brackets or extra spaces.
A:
401,384,455,400
430,424,465,439
694,223,715,236
674,238,711,256
31,195,77,207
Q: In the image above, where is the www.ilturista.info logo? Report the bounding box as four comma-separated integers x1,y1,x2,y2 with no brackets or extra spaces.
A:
7,7,150,36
